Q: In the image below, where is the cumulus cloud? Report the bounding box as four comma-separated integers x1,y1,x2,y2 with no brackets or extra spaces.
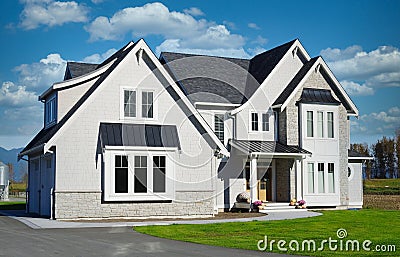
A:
14,53,66,91
84,2,250,58
19,0,89,30
340,80,374,96
351,106,400,137
82,48,117,63
248,22,260,30
0,82,37,106
183,7,204,16
321,45,400,96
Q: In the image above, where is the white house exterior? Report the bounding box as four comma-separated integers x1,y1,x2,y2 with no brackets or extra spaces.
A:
19,39,370,219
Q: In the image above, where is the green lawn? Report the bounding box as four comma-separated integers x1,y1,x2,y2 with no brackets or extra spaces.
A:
0,201,26,210
364,179,400,195
135,210,399,256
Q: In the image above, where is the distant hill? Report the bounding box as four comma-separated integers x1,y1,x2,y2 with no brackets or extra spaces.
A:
0,147,27,182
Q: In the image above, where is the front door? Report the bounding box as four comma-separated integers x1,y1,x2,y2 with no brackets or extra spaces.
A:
258,167,272,202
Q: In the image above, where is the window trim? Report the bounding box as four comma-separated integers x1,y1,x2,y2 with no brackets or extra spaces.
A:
120,88,157,121
306,161,337,195
104,150,174,201
141,91,154,119
250,112,259,131
304,108,337,140
214,113,225,144
44,94,57,128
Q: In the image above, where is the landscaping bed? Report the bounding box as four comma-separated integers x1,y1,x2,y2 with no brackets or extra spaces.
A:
363,194,400,210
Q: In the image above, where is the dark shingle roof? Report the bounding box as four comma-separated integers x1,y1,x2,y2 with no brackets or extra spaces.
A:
20,42,138,157
299,88,341,105
99,123,181,149
348,149,372,158
230,140,311,155
273,57,319,106
160,39,297,105
64,62,99,80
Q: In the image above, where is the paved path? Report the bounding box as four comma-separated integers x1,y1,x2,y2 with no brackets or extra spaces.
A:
0,210,321,229
0,213,313,257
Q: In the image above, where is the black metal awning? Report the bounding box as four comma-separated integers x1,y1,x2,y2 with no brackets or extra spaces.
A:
230,139,311,156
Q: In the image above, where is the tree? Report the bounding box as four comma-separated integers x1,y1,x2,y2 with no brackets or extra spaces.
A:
382,137,395,178
21,172,28,186
396,129,400,178
6,163,14,184
372,140,385,178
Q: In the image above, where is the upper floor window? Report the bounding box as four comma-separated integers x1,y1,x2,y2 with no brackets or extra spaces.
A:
306,111,313,137
327,112,334,138
317,111,324,137
142,91,153,118
251,112,259,131
124,90,136,118
214,114,224,143
262,113,270,131
45,96,57,126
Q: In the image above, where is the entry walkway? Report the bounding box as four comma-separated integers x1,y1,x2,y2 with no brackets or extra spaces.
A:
0,210,321,229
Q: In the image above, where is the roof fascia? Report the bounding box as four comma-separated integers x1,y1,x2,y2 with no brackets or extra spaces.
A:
319,59,359,116
136,40,230,156
230,39,308,115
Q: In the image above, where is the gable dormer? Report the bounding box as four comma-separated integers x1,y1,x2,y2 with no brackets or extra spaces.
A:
43,93,57,128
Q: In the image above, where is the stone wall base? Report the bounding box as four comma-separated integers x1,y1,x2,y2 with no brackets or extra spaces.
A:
54,191,214,220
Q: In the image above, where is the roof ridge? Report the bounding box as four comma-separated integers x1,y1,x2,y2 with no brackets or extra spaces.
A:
160,51,251,61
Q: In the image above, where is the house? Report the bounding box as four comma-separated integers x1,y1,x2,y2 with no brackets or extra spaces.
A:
19,39,371,219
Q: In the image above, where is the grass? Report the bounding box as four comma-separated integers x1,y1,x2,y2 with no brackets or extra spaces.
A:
9,182,27,193
364,179,400,195
135,210,399,256
0,201,26,210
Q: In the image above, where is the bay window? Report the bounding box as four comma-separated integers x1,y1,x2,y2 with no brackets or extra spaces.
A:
134,156,147,193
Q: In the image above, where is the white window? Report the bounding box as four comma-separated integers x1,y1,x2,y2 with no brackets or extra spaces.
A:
214,114,224,143
134,156,147,193
328,163,335,193
318,163,325,193
317,111,324,138
142,91,153,118
307,162,315,193
327,112,334,138
45,96,57,126
307,111,313,137
262,113,270,131
115,155,128,193
251,112,258,131
124,90,136,118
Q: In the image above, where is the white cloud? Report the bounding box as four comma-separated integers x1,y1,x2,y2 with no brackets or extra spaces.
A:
248,22,260,30
252,35,267,46
352,106,400,137
0,82,37,107
340,80,374,96
321,45,400,96
19,0,89,30
183,7,204,16
82,48,117,63
84,2,248,58
156,39,250,59
91,0,104,4
14,53,66,90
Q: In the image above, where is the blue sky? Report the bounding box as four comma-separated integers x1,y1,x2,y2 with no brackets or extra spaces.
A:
0,0,399,150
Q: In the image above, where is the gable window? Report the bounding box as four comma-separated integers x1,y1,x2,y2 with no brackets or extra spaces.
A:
214,114,224,143
327,112,334,138
45,96,57,126
124,90,136,117
153,156,166,193
262,113,270,131
115,155,128,193
328,163,335,193
317,111,324,137
306,111,314,137
251,112,259,131
307,162,315,193
142,91,153,118
134,156,147,193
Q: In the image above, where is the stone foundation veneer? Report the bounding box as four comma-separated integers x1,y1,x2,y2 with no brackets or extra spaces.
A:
54,191,214,220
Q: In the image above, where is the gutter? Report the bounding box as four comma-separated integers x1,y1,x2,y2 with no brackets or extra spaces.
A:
18,144,45,160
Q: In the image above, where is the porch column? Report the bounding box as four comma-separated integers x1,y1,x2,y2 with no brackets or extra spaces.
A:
249,155,258,202
295,158,303,200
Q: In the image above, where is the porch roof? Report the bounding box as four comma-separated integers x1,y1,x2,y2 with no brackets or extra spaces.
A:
99,123,181,150
230,140,311,156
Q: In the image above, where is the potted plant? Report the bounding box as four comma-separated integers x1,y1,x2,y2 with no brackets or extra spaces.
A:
251,200,263,212
296,199,307,209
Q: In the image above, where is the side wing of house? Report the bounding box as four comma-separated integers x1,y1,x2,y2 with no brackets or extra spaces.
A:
20,39,227,219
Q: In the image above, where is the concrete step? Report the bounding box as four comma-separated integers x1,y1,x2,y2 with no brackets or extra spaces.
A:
258,202,308,212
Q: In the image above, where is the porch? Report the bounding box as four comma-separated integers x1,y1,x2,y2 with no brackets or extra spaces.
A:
230,140,311,206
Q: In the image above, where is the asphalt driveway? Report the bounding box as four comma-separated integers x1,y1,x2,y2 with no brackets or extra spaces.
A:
0,214,294,257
